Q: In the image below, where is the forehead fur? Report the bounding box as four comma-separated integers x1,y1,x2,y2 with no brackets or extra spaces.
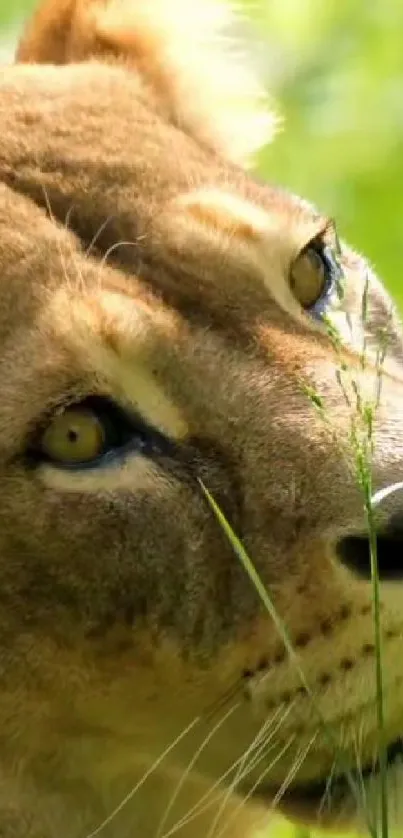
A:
0,59,323,335
16,0,277,166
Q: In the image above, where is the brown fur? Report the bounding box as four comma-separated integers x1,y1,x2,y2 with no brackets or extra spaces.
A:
0,0,400,835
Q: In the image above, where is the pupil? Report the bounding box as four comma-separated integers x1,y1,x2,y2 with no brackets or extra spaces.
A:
67,427,79,444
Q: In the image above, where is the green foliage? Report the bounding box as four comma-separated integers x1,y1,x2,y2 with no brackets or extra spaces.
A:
0,0,36,27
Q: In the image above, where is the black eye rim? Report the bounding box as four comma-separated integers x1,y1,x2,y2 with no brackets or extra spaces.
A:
26,394,175,471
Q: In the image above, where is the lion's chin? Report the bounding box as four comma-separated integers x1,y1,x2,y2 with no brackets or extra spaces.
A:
256,738,403,834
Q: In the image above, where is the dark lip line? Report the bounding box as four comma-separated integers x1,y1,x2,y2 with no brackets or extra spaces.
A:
293,736,403,801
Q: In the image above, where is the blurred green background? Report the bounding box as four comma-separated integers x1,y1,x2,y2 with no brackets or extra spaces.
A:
1,0,402,836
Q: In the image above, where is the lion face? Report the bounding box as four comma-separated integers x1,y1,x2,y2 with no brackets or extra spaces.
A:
0,1,401,836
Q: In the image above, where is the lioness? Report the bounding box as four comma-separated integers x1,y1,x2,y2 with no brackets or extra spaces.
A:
0,0,400,835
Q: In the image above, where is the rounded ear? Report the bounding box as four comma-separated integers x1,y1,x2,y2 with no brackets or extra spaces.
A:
16,0,278,167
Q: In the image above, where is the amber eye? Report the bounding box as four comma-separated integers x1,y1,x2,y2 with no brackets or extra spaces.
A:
290,245,330,310
34,397,164,469
40,406,108,465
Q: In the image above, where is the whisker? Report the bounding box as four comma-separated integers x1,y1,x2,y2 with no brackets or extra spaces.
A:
327,722,373,836
159,706,288,838
63,203,76,234
317,756,338,818
38,182,92,300
204,703,294,838
100,237,147,270
155,702,241,838
212,735,296,838
352,721,367,802
271,731,318,810
39,184,76,290
84,715,202,838
234,700,297,781
85,217,116,258
343,720,376,836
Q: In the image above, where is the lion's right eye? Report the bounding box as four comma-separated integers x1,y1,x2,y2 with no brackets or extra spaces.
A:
40,405,110,465
32,396,161,469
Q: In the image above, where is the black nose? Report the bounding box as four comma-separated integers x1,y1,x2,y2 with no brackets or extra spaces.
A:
336,512,403,581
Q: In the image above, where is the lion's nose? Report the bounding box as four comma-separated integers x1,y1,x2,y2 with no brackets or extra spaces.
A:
336,512,403,581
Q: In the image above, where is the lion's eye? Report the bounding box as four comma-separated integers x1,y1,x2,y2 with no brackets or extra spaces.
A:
31,396,172,470
290,240,343,315
37,397,137,468
40,406,110,465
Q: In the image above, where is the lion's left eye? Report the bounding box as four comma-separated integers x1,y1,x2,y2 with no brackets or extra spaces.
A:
290,240,343,317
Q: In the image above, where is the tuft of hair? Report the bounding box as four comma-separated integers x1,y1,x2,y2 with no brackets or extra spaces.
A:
16,0,277,166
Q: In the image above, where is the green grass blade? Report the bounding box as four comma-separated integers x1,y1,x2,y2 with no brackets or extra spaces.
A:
198,478,374,835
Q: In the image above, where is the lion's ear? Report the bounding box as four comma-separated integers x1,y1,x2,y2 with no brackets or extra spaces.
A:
16,0,277,167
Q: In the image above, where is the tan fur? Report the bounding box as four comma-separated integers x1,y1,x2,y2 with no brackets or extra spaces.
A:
16,0,276,165
0,0,400,835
